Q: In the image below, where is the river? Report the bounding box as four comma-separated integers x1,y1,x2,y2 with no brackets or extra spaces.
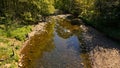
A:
19,17,91,68
19,16,120,68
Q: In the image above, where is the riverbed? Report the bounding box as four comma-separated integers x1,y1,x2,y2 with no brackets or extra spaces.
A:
19,15,120,68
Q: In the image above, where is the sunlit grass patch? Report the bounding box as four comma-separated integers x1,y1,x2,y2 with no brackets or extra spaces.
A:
0,38,22,68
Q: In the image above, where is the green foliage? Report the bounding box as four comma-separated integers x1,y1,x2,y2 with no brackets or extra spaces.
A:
11,26,32,41
55,0,120,27
0,0,55,23
79,0,120,40
22,12,34,21
0,0,36,41
0,22,32,41
39,0,55,15
0,29,6,37
0,38,21,68
55,0,120,40
55,0,74,13
0,46,11,59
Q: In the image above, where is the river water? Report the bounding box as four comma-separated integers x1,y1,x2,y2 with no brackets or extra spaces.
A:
19,18,91,68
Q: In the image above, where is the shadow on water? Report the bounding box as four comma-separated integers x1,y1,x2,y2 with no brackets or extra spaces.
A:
19,18,91,68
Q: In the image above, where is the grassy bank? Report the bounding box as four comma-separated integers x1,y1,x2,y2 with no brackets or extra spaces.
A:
0,24,32,68
0,37,21,68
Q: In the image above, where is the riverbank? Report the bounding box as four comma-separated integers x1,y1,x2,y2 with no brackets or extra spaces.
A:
0,22,47,68
19,22,47,53
79,22,120,68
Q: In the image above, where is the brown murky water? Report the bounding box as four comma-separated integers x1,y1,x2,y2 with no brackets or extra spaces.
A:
19,18,91,68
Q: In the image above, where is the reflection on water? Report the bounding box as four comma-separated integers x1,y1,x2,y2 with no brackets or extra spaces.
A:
20,18,91,68
20,23,55,68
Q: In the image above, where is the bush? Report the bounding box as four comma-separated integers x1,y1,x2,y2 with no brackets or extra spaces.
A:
11,26,32,41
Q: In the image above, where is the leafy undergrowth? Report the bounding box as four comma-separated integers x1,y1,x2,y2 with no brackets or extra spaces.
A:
0,24,32,41
10,25,32,41
0,24,33,68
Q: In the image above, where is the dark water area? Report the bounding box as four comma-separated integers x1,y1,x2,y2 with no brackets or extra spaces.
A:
19,18,91,68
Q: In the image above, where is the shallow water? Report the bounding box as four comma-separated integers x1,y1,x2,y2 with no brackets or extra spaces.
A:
20,18,91,68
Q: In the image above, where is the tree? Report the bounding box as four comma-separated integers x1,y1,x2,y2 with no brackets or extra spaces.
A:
0,0,55,23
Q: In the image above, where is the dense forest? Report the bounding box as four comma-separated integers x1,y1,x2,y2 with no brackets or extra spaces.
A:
0,0,120,40
0,0,120,67
55,0,120,41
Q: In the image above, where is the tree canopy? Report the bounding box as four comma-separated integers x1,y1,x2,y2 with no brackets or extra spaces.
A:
0,0,120,40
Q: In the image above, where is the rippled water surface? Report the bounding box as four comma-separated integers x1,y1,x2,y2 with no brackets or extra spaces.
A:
20,18,91,68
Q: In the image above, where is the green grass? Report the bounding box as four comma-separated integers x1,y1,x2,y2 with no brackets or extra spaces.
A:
0,23,32,68
0,38,20,68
